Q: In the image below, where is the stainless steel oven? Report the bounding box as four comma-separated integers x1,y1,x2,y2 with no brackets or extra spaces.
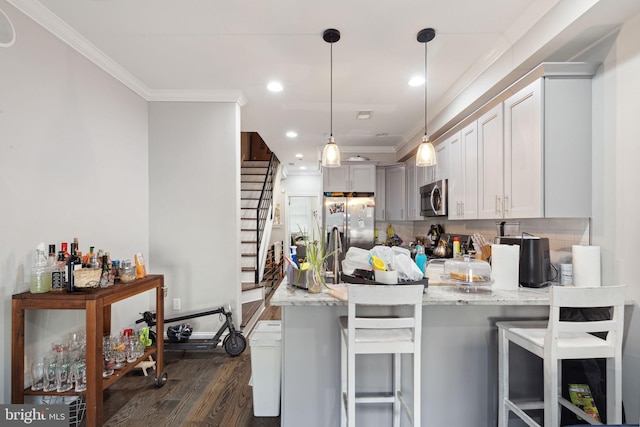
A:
420,179,448,217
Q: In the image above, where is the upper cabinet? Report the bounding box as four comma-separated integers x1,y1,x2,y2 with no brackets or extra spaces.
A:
405,157,422,220
449,121,478,220
375,168,386,221
385,165,406,221
323,163,376,192
477,69,593,219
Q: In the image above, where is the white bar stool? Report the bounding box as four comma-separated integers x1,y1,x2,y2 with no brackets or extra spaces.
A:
497,285,626,426
339,284,424,427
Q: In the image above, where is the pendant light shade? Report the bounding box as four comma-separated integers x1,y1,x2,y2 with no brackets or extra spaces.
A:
416,28,437,168
321,28,341,168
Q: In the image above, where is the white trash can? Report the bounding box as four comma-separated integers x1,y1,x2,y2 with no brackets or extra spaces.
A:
249,320,282,416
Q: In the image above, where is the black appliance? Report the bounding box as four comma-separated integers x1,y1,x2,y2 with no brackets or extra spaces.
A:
420,179,447,217
496,236,551,287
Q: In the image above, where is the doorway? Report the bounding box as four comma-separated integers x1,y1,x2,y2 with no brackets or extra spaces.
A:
286,195,320,261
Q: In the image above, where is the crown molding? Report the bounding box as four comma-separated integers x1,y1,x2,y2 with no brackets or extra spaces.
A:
8,0,151,99
147,90,247,106
8,0,248,106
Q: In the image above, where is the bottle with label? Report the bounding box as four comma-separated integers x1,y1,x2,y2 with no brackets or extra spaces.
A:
453,237,462,258
66,242,82,292
414,245,427,277
99,255,110,288
30,243,52,293
51,250,67,292
83,246,95,267
61,242,70,260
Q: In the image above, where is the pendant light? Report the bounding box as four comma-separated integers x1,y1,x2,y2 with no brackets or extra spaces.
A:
321,28,341,168
416,28,437,167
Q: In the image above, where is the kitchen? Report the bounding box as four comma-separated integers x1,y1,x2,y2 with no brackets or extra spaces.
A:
2,1,640,426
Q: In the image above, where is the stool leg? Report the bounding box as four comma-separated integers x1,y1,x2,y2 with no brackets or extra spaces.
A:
340,334,347,427
543,355,560,427
413,352,420,427
393,353,400,427
348,346,356,427
498,328,509,427
606,356,622,424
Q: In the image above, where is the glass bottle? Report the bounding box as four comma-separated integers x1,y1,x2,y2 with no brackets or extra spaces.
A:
30,244,52,293
66,242,82,292
61,242,70,260
51,251,67,292
99,255,110,288
415,245,427,277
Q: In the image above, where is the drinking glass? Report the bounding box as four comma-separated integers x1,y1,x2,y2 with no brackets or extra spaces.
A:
126,337,138,363
73,360,87,392
30,361,44,391
42,355,57,392
111,335,126,369
55,352,73,392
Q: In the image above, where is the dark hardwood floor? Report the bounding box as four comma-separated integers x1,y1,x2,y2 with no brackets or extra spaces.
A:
100,284,282,427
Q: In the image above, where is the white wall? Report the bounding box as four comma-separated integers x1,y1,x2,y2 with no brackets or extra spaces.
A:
593,12,640,421
0,1,149,402
148,102,242,332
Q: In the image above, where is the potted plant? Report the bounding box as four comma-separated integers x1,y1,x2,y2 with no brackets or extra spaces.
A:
297,222,336,293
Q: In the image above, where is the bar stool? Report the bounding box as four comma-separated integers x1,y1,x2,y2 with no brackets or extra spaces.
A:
497,285,626,426
339,284,424,427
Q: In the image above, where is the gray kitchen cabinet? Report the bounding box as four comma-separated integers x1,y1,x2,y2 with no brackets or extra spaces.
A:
322,163,376,192
477,64,594,219
448,121,478,220
405,157,422,220
385,165,406,221
375,167,386,221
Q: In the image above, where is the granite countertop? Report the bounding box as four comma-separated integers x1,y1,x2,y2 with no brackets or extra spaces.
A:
270,279,552,307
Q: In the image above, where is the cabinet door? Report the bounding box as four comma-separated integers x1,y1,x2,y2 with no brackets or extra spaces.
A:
349,164,376,192
504,79,543,218
446,132,462,220
322,165,350,192
375,168,386,221
405,158,420,220
385,165,406,220
434,142,449,181
477,103,504,219
461,121,478,219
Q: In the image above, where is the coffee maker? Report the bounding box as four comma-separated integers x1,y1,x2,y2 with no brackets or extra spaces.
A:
495,236,551,287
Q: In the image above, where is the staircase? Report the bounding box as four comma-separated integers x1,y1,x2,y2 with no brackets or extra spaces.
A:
240,156,279,331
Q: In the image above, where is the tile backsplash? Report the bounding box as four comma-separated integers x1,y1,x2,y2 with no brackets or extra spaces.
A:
377,218,590,267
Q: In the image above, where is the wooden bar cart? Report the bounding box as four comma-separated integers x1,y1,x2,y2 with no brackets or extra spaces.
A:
12,274,166,427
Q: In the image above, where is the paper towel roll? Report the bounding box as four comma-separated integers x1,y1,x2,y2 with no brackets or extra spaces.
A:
572,245,601,287
491,244,520,290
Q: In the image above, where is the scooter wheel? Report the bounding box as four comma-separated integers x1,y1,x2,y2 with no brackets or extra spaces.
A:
156,371,168,387
223,333,246,356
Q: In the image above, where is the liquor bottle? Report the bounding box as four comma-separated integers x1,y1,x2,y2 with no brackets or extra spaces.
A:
51,250,66,292
66,242,82,292
83,246,95,267
99,255,110,288
61,242,70,260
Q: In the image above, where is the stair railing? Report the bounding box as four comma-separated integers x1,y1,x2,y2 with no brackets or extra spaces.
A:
255,153,279,283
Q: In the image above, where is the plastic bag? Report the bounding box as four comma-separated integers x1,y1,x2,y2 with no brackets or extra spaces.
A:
393,252,424,281
341,247,372,275
369,246,394,270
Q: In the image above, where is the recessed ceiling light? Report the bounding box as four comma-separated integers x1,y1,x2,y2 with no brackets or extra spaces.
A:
356,110,373,120
267,81,283,92
408,76,425,87
295,153,303,159
299,166,307,170
286,131,298,138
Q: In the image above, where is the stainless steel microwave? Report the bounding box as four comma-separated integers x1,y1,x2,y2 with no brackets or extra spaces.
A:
420,179,448,217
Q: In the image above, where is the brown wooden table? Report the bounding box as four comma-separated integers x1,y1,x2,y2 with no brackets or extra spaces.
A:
12,274,166,427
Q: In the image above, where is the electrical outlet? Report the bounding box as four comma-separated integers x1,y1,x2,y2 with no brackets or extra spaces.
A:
173,298,181,310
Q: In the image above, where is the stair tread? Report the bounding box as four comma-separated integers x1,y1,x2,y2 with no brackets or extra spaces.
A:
242,282,264,291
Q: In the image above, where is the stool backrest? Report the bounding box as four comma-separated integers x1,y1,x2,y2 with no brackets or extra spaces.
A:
347,284,424,352
547,285,626,358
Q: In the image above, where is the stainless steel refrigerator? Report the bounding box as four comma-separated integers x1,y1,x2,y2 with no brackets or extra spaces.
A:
323,193,376,272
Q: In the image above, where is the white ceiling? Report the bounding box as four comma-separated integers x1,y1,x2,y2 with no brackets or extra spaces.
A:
10,0,640,173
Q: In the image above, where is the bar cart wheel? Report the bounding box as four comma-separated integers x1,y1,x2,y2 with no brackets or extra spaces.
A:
156,371,168,387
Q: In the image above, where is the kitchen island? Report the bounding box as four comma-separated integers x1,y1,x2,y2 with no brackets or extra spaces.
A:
270,281,552,427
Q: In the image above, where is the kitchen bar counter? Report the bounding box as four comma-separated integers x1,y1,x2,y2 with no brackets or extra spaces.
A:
270,280,551,306
272,280,554,427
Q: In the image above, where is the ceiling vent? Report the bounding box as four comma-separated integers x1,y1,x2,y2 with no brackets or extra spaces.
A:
356,110,373,120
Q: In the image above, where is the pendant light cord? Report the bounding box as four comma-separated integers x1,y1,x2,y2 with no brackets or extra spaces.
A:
424,41,428,139
330,41,333,139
